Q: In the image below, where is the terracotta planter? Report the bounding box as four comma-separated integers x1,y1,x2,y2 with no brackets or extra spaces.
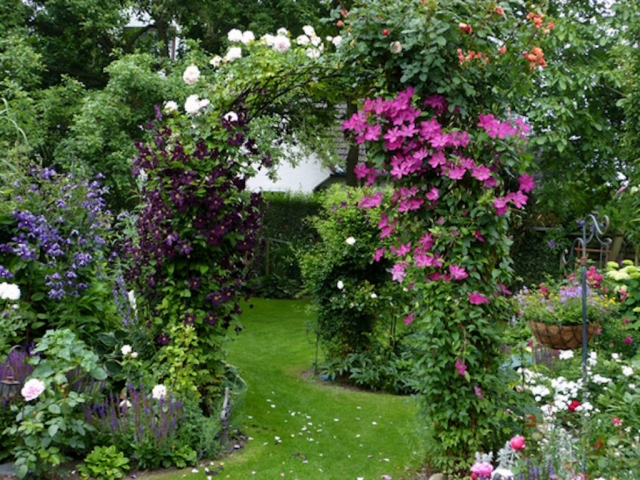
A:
528,321,598,350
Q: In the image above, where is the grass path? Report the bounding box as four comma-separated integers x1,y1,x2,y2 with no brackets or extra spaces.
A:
164,298,425,480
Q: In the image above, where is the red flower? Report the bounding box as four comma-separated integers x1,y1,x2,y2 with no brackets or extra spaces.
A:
383,29,389,36
612,417,621,426
568,400,581,412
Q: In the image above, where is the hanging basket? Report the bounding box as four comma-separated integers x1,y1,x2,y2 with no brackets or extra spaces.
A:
528,321,598,350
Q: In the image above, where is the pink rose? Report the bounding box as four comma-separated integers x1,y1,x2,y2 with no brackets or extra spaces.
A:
21,378,45,401
509,435,526,451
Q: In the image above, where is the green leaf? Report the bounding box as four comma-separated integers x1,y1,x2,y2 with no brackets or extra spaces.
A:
48,424,59,437
48,404,61,415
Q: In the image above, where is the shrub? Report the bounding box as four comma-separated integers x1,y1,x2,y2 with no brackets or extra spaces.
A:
78,445,130,480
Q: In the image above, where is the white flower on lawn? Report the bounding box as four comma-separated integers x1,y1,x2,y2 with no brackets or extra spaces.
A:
337,280,344,290
0,282,20,301
241,30,255,44
224,47,243,62
302,25,316,37
346,237,356,245
272,35,291,53
622,365,634,377
121,344,133,356
163,100,179,113
296,35,310,46
227,29,244,42
210,55,223,67
182,64,201,85
152,384,168,400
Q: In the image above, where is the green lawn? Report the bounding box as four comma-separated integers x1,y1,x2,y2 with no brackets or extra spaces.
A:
158,298,425,480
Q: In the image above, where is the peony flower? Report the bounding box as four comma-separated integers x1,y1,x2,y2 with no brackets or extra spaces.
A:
224,46,243,62
121,344,133,356
346,237,356,245
227,28,244,42
390,41,402,54
152,384,167,400
272,35,291,52
209,55,223,67
0,282,20,301
182,64,201,85
21,378,45,401
163,100,178,113
509,435,526,451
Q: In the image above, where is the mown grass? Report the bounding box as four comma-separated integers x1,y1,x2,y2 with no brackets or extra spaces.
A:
155,298,425,480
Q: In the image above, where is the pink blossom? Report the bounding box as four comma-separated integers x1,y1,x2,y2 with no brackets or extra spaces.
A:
342,112,367,133
509,190,528,208
418,232,434,250
493,197,509,216
449,265,468,280
21,378,45,401
625,337,633,344
391,243,411,256
474,230,485,242
423,94,447,115
449,130,470,148
498,283,512,295
430,132,449,149
359,192,383,209
373,248,386,262
471,165,492,181
404,313,415,326
612,417,622,426
510,435,526,451
455,357,467,376
428,152,446,169
362,124,382,142
518,173,536,192
447,165,466,180
483,176,497,188
384,127,404,149
419,118,442,140
470,462,493,477
391,263,407,282
474,385,483,399
426,188,440,201
469,292,489,305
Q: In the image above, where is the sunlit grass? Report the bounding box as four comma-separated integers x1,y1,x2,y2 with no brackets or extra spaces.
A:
151,298,425,480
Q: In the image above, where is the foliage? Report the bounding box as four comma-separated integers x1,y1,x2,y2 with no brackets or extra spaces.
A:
514,267,620,326
5,328,106,479
85,384,195,471
0,164,118,348
78,445,130,480
510,224,562,289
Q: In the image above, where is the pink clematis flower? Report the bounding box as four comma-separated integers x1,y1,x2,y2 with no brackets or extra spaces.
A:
455,357,467,376
449,265,468,280
469,292,489,305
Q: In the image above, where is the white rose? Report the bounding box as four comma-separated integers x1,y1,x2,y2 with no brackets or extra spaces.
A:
302,25,316,37
241,30,255,44
310,35,321,47
152,384,168,400
296,35,310,46
0,282,20,301
332,36,342,47
121,345,133,356
337,280,344,290
346,237,356,245
182,64,201,85
277,27,289,36
390,41,402,54
306,48,320,59
185,94,202,115
261,34,276,46
209,55,223,67
130,352,138,359
163,100,178,113
227,28,244,42
272,35,291,53
224,46,243,62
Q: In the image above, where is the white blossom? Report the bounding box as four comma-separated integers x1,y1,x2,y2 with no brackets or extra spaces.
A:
337,280,344,290
277,27,289,36
296,35,310,46
558,350,574,360
310,35,321,47
306,48,320,59
228,29,244,42
182,64,201,85
224,111,239,123
346,237,356,245
185,94,205,115
121,345,133,356
0,282,20,301
224,47,243,62
241,30,255,44
261,34,276,46
152,384,168,400
622,365,634,377
302,25,316,37
209,55,223,67
370,293,377,299
390,41,402,54
163,100,178,113
272,35,291,53
332,36,342,47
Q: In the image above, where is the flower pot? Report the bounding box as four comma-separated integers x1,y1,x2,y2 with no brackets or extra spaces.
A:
528,321,598,350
